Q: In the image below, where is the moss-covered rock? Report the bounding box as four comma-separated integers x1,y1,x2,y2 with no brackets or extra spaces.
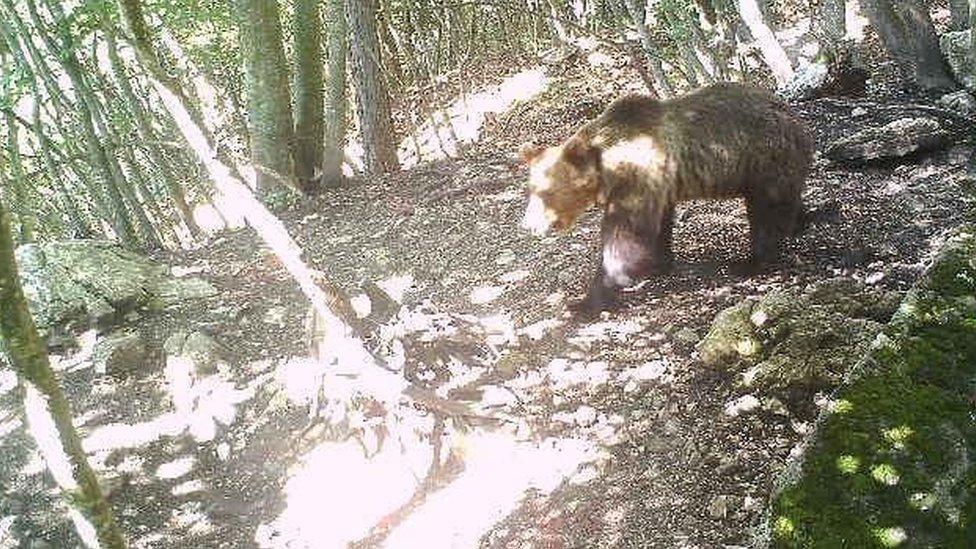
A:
768,229,976,547
14,240,215,336
698,278,900,396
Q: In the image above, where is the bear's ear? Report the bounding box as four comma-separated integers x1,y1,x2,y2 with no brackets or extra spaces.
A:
519,142,545,164
562,137,599,168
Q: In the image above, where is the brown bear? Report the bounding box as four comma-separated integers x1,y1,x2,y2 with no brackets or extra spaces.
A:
520,82,814,314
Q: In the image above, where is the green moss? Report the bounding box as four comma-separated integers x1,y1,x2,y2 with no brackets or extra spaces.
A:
771,231,976,548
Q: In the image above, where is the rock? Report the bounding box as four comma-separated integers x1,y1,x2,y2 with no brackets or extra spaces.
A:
164,330,227,376
92,331,146,377
725,394,761,417
825,117,951,163
938,90,976,117
767,230,976,547
777,62,828,101
708,495,731,518
14,240,214,335
699,278,900,396
152,278,218,309
672,327,700,345
939,31,976,92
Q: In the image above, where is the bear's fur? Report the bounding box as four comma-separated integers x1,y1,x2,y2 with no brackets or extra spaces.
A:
520,83,814,313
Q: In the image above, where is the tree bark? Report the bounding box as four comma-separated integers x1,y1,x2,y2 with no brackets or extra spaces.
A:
0,195,127,549
106,30,200,237
347,0,399,174
619,0,673,98
293,0,325,191
813,0,846,59
949,0,969,31
737,0,795,85
859,0,957,90
15,0,142,249
2,109,36,243
238,0,297,192
322,0,349,186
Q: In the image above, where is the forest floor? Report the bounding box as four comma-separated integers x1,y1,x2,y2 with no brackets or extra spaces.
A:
11,54,976,548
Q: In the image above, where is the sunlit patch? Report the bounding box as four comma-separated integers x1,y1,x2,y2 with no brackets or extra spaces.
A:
828,398,854,414
724,394,761,417
909,492,936,511
617,359,669,391
469,285,505,305
377,274,414,304
519,317,563,341
569,319,644,348
846,0,870,41
871,463,900,485
544,359,610,391
66,507,100,549
0,411,22,439
49,329,99,373
256,438,430,547
882,425,914,450
0,369,16,397
498,269,530,284
156,456,196,480
397,68,549,168
377,433,597,548
773,515,796,538
192,203,228,234
24,385,77,490
171,479,206,496
873,526,907,547
836,454,860,474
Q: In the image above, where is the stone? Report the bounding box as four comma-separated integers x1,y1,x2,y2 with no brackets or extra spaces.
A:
825,117,951,163
699,278,900,396
938,90,976,117
164,330,227,376
14,240,215,336
92,331,146,377
939,31,976,92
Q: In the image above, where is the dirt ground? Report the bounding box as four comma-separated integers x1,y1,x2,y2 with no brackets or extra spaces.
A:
4,56,975,548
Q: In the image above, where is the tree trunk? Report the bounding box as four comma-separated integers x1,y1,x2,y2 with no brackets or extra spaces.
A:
2,109,35,243
16,0,142,249
322,0,349,186
859,0,957,90
813,0,846,59
293,0,325,191
949,0,969,31
0,196,127,549
619,0,674,97
106,30,200,237
737,0,795,85
347,0,399,174
238,0,297,192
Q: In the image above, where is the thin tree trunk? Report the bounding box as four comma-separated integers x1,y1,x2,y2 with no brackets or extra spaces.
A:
106,30,200,237
950,0,970,30
239,0,297,193
2,109,35,243
620,0,674,97
859,0,957,90
813,0,846,59
737,0,794,85
16,0,141,249
347,0,399,174
322,0,349,186
0,196,127,549
293,0,325,191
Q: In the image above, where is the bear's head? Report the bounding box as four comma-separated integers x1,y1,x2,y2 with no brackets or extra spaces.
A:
520,137,601,235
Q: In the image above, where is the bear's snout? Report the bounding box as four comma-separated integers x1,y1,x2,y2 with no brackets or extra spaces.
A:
521,195,553,236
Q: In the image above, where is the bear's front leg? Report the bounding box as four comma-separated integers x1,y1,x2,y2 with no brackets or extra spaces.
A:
571,221,656,316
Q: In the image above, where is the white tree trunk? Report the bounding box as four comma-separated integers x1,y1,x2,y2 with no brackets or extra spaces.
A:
737,0,794,85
